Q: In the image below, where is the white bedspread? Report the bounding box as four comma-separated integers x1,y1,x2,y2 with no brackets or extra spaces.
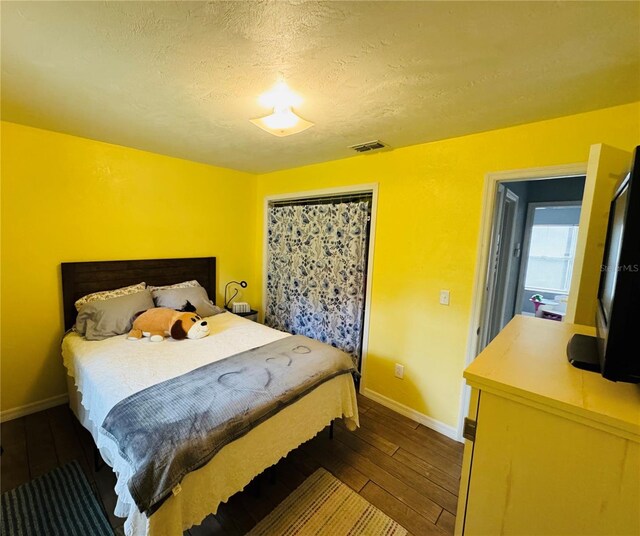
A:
62,312,359,536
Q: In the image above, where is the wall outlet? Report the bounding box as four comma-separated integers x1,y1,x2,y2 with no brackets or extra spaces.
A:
394,363,404,379
439,290,450,306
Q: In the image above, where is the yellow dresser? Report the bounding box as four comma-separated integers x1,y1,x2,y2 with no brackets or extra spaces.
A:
455,315,640,536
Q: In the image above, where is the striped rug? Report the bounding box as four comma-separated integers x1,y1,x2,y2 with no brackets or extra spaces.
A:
1,460,112,536
248,468,408,535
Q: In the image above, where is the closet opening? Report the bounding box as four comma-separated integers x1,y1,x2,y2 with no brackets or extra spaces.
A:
263,186,377,388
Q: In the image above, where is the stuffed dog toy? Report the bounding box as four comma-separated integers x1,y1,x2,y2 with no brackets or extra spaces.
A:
127,307,210,342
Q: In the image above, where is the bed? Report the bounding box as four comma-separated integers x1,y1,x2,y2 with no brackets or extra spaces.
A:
60,257,359,536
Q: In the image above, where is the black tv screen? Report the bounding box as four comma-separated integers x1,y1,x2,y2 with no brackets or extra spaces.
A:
568,145,640,383
598,184,628,329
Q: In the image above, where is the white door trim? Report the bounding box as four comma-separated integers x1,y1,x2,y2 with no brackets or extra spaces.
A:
262,183,379,394
456,163,587,440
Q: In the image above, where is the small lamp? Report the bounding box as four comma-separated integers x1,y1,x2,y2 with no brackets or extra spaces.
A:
224,280,248,309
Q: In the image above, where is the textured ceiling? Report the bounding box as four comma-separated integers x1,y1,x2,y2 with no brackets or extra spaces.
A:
2,1,639,173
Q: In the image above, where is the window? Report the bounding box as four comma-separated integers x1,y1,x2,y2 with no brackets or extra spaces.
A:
524,223,579,293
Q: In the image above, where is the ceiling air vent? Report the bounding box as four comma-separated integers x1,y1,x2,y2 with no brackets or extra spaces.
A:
349,140,388,153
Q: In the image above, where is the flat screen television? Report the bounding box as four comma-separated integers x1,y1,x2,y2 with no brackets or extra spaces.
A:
567,145,640,383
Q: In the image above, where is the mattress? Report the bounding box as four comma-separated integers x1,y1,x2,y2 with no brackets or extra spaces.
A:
62,312,359,536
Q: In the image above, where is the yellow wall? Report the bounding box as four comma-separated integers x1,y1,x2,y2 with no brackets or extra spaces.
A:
2,103,639,424
254,102,640,429
1,122,257,413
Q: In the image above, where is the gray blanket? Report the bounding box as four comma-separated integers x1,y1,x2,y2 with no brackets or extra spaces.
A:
101,335,356,516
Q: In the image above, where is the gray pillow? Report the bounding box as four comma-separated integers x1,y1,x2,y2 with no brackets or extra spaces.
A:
152,286,225,317
147,280,200,292
75,290,155,341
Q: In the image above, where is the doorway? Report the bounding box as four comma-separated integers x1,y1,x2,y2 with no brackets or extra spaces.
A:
478,175,586,350
457,146,632,441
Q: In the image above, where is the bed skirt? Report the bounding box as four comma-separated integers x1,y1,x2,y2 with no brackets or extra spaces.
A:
66,373,359,536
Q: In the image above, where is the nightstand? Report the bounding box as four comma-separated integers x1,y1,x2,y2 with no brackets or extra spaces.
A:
226,308,259,322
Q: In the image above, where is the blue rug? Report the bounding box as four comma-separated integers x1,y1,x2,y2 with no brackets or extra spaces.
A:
1,460,113,536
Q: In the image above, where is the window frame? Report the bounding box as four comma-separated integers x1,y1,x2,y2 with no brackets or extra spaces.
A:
515,201,582,310
524,223,580,293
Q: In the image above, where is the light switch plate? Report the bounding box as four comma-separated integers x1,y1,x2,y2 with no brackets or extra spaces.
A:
440,290,450,306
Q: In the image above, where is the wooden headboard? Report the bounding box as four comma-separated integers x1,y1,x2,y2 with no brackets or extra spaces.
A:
61,257,216,331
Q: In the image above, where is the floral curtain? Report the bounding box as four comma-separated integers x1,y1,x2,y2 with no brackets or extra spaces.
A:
265,200,370,367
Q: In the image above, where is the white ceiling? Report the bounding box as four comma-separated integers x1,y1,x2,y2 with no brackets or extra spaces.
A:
2,1,639,174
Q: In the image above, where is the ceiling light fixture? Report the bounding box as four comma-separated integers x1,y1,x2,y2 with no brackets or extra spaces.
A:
250,81,314,137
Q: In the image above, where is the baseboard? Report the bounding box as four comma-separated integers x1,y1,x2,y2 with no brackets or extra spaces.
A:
362,388,461,442
1,393,69,423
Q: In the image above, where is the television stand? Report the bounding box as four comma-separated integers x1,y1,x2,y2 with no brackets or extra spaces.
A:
566,333,600,372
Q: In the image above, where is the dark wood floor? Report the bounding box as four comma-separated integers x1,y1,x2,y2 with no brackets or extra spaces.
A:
1,394,463,535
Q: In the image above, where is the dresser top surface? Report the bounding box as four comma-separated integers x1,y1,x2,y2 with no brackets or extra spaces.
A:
464,315,640,436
